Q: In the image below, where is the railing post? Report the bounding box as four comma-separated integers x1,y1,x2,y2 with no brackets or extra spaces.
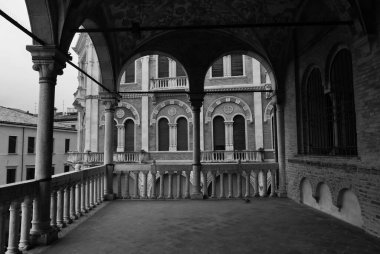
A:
19,197,32,251
261,170,268,197
219,171,225,199
211,171,216,198
244,171,251,198
6,202,20,254
63,187,72,224
124,171,130,199
75,183,82,218
184,171,190,199
275,101,287,197
176,171,182,199
50,191,57,229
70,185,77,220
158,171,165,199
56,189,65,228
253,170,259,197
150,171,157,199
167,172,173,199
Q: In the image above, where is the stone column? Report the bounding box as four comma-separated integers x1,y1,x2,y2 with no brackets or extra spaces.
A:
275,102,287,197
184,171,190,199
6,202,20,254
227,173,233,198
75,183,82,217
142,171,148,199
124,171,130,199
211,172,216,198
253,171,259,197
261,170,268,197
150,171,157,199
190,96,204,199
50,192,57,228
158,171,165,199
236,173,242,198
133,172,140,199
219,172,225,199
176,172,182,199
244,171,251,198
169,123,177,151
225,121,234,151
75,106,85,152
167,172,174,199
141,56,150,151
70,185,77,220
270,169,277,197
102,96,117,200
116,124,125,152
27,45,66,244
19,197,32,251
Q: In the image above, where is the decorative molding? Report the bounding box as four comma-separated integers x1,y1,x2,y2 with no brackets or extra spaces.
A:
117,102,141,126
264,101,275,122
150,99,192,126
205,96,253,124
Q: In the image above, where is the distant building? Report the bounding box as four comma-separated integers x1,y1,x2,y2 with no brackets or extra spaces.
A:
0,106,77,185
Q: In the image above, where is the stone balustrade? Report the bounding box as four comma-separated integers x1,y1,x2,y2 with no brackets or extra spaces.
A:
0,165,106,254
150,76,188,90
113,163,278,200
113,152,142,163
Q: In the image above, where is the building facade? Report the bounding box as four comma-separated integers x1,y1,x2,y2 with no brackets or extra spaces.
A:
0,106,77,184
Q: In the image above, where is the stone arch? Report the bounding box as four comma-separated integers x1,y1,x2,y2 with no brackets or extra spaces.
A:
264,100,275,123
117,102,141,126
150,99,192,126
337,189,364,227
205,96,253,124
324,43,351,91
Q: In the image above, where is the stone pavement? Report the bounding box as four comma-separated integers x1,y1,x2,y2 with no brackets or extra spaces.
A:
34,199,380,254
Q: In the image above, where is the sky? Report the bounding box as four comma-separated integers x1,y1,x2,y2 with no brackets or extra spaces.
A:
0,1,79,113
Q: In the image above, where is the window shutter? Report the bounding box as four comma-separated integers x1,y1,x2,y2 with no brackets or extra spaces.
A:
212,58,224,77
213,116,225,150
233,115,246,150
231,54,243,76
158,56,169,78
177,118,188,151
125,120,135,151
158,118,169,151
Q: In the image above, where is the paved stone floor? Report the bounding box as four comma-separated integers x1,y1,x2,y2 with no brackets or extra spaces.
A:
37,199,380,254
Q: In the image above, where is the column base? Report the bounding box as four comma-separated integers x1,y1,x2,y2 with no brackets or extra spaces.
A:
30,227,58,246
190,193,204,200
104,193,116,201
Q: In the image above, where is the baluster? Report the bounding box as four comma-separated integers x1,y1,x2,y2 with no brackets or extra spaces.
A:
101,173,105,201
117,172,122,198
63,186,72,224
253,170,259,197
6,202,20,254
50,191,57,228
270,169,277,197
19,197,32,251
228,173,233,198
57,189,65,228
124,171,130,199
75,183,82,218
219,172,225,199
0,204,8,253
90,177,95,208
211,171,216,198
244,171,250,198
142,172,148,199
70,185,77,220
85,178,91,211
184,171,190,199
236,173,242,198
94,175,99,205
176,171,182,199
261,170,268,197
158,171,165,199
81,180,87,213
202,170,208,198
167,172,173,199
133,172,140,199
97,175,102,204
151,171,157,199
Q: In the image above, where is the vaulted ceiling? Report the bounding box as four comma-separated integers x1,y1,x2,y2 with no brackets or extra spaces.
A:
25,0,372,93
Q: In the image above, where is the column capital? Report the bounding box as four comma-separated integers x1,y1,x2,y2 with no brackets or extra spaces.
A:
189,93,205,109
100,92,119,111
26,45,67,80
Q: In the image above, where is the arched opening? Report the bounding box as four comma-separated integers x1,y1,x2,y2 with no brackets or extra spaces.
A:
124,119,135,151
330,49,357,156
316,183,333,212
233,115,246,150
158,118,169,151
213,116,225,150
338,189,363,227
177,117,188,151
300,178,316,207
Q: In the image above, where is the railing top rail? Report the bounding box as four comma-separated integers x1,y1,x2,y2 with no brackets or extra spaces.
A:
0,179,40,203
51,165,106,189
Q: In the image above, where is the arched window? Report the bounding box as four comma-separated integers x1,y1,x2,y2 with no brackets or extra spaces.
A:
303,68,333,155
158,118,169,151
113,123,118,152
213,116,225,150
124,119,134,151
177,117,188,151
233,115,246,150
330,49,357,155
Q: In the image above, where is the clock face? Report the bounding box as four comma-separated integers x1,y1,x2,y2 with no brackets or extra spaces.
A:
116,109,125,119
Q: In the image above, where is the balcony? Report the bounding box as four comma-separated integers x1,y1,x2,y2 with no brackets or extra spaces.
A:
150,76,188,90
